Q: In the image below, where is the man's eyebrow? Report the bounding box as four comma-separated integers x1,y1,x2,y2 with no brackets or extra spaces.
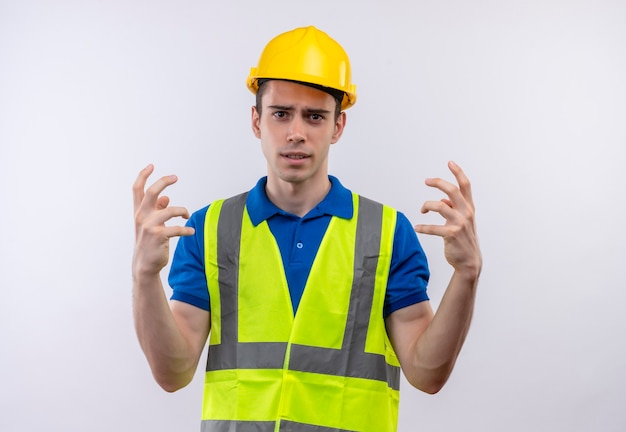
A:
267,104,332,114
304,107,332,114
267,104,294,111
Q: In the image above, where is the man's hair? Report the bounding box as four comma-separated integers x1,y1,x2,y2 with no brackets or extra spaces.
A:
255,79,343,121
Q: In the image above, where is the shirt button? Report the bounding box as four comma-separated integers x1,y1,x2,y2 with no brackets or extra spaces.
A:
296,242,304,249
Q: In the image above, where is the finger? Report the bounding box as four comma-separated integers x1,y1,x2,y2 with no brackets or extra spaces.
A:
163,225,196,239
423,175,469,214
424,177,461,203
146,206,191,226
157,195,170,210
141,174,180,210
414,223,447,237
136,206,192,239
420,199,457,222
132,164,154,212
448,161,474,209
441,198,453,208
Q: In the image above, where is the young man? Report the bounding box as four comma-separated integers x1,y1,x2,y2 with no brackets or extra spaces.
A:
132,26,481,432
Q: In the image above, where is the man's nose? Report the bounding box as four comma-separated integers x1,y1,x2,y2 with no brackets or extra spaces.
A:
287,116,305,143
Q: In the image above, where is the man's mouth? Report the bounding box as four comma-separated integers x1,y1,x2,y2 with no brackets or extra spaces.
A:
283,153,309,159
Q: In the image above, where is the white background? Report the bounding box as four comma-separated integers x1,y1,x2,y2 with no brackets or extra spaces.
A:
1,1,625,431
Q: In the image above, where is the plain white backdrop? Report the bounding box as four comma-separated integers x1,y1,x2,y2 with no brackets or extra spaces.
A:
1,1,625,431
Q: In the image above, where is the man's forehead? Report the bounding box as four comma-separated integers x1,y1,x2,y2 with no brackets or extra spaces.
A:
262,80,336,107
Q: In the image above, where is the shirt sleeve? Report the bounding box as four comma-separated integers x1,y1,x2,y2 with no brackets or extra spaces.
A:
384,211,430,318
168,205,211,311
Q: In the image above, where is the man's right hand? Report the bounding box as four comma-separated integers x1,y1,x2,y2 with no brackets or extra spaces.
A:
131,165,208,392
132,164,195,279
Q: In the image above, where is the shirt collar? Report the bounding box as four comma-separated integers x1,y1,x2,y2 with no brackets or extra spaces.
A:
246,175,353,226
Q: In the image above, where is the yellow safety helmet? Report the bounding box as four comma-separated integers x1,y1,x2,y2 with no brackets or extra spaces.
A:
247,26,357,110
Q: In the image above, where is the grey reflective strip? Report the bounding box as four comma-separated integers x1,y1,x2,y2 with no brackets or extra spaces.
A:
207,194,399,391
206,192,246,372
289,345,399,390
201,420,275,432
209,341,287,369
201,420,353,432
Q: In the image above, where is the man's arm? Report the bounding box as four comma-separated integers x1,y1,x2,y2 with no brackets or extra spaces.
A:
132,164,210,392
386,161,481,394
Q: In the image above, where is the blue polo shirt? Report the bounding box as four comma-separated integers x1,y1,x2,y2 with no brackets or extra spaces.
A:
169,176,429,318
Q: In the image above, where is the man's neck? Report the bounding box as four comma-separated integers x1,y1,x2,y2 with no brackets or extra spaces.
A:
265,176,331,217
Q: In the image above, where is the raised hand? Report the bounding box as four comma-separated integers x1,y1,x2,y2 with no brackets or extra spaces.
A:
132,164,195,278
414,161,482,277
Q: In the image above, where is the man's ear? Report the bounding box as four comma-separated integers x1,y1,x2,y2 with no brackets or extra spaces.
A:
331,111,347,144
251,106,261,138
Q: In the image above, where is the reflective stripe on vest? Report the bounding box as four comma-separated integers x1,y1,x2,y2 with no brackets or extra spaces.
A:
202,192,400,432
201,419,353,432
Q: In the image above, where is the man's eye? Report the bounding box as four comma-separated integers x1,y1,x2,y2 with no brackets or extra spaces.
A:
274,111,287,118
310,114,324,121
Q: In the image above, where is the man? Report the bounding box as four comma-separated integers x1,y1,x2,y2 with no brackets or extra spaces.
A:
132,26,481,432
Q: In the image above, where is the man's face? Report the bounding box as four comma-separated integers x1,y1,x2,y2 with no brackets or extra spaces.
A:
251,80,346,188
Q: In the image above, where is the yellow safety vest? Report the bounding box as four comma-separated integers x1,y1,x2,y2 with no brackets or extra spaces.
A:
202,192,401,432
